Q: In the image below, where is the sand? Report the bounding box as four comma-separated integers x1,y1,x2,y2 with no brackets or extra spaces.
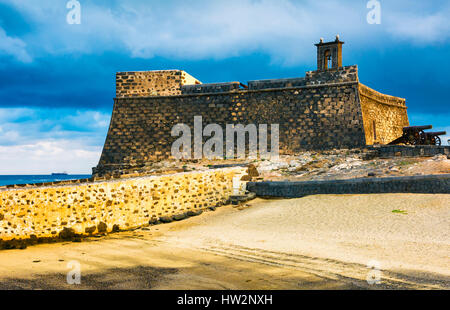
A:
0,193,448,289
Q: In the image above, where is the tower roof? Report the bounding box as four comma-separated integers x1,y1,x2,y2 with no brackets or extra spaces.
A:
315,35,344,46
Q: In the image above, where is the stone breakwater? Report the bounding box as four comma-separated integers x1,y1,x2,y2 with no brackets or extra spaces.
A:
0,167,245,244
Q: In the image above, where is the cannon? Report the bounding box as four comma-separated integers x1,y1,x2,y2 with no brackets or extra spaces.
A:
388,125,432,145
422,131,446,146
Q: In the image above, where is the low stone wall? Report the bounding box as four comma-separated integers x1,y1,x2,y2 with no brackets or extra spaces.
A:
248,77,307,90
0,167,245,241
369,145,450,158
247,65,358,90
246,174,450,198
181,82,241,94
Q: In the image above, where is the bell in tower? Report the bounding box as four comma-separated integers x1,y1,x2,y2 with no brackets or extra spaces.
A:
315,35,344,71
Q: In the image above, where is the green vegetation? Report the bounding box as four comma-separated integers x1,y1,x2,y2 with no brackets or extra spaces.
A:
396,159,415,166
392,209,408,215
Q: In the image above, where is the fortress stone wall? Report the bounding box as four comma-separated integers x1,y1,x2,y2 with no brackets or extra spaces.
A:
94,38,409,176
96,66,367,175
0,167,245,241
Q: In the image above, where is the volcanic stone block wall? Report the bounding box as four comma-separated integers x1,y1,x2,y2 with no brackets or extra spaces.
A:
95,65,408,175
0,167,245,241
358,83,409,145
96,73,366,175
116,70,201,97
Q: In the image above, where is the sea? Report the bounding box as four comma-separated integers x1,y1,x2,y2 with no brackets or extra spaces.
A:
0,175,92,187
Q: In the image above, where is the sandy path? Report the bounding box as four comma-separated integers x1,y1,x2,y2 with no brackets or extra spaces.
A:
0,194,448,289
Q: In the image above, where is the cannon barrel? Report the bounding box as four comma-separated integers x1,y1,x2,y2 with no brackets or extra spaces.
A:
424,131,446,136
403,125,432,131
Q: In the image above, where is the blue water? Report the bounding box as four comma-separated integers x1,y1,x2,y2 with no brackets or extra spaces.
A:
0,175,92,186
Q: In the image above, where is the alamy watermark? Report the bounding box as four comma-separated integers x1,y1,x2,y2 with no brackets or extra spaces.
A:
66,0,81,24
171,116,279,160
66,260,81,285
367,0,381,24
366,260,382,285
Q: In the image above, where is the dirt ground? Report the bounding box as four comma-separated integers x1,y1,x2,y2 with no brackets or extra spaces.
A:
0,193,448,290
121,153,450,182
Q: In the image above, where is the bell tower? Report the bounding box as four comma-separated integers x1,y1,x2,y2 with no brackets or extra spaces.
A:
315,35,344,71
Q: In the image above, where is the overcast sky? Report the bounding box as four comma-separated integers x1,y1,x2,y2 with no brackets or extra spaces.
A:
0,0,449,174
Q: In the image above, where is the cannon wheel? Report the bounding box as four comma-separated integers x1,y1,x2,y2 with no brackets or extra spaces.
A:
408,130,425,145
435,136,441,146
405,133,415,145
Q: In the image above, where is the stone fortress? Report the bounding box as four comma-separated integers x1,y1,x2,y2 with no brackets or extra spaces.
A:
1,37,448,247
94,36,409,176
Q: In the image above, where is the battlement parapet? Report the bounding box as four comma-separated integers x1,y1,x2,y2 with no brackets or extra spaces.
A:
181,82,242,94
305,65,358,84
95,38,410,175
248,77,306,90
116,66,360,98
247,65,358,91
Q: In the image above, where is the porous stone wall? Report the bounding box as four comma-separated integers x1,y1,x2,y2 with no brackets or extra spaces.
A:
359,83,409,145
116,70,201,97
0,167,245,241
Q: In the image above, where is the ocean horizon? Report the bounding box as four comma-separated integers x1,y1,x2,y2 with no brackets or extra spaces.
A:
0,175,92,187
